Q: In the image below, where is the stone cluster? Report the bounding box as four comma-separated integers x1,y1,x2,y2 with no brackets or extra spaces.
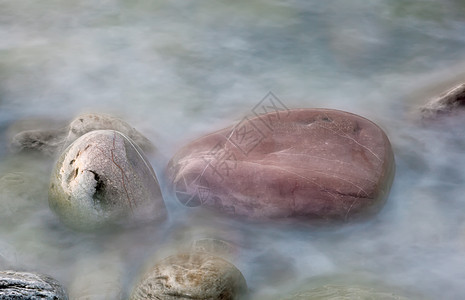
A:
5,107,409,299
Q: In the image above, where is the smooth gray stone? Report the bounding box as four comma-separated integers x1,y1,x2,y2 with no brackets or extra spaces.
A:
0,270,68,300
420,82,465,120
64,113,155,153
131,252,247,300
10,113,155,156
49,130,166,231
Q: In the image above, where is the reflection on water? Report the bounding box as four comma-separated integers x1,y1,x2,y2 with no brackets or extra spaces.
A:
1,0,465,298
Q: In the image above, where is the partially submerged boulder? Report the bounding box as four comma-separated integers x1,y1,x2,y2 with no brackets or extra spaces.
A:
10,113,155,156
64,113,155,153
0,270,68,300
167,108,395,221
282,285,409,300
420,82,465,120
49,130,166,231
131,252,247,300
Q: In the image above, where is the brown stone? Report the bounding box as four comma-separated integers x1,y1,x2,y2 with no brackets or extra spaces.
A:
167,108,394,221
131,253,247,300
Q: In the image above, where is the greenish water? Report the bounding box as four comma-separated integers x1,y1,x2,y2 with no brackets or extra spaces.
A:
1,0,465,299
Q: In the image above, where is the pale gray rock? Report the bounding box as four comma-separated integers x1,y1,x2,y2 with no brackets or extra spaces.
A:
131,253,247,300
10,113,155,156
49,130,166,231
64,113,155,153
420,82,465,120
0,270,68,300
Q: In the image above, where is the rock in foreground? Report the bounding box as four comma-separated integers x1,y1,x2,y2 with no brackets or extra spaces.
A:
167,108,394,221
131,253,247,300
49,130,166,231
0,270,68,300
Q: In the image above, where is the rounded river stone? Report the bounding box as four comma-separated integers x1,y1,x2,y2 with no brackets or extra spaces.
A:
49,130,166,230
131,253,247,300
10,113,155,156
167,108,395,221
64,113,156,153
0,270,68,300
420,82,465,120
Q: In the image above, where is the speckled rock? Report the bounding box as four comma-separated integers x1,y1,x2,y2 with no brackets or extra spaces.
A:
11,113,155,156
167,108,394,221
0,270,68,300
420,82,465,120
282,285,409,300
63,113,155,153
49,130,166,231
131,253,247,300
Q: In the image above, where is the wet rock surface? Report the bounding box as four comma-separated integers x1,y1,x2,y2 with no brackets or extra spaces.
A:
167,108,395,221
131,252,247,300
0,270,68,300
282,285,410,300
49,130,166,231
420,82,465,120
10,113,155,156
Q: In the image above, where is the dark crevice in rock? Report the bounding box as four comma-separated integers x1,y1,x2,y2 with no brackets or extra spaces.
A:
321,116,332,122
88,170,106,206
73,168,79,179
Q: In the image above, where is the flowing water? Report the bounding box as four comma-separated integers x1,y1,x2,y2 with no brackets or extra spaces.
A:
1,0,465,299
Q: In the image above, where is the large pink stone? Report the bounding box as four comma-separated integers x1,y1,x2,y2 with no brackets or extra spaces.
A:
167,109,395,221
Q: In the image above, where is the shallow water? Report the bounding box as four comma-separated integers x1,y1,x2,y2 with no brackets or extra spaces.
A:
1,0,465,299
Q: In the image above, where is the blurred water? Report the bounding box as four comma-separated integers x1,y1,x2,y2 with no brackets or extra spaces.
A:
1,0,465,299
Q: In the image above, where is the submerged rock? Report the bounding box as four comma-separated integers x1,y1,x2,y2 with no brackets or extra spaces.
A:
10,113,155,156
131,253,247,300
191,238,237,260
69,252,123,300
167,108,394,221
49,130,166,231
420,82,465,120
282,285,409,300
64,113,155,153
0,270,68,300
